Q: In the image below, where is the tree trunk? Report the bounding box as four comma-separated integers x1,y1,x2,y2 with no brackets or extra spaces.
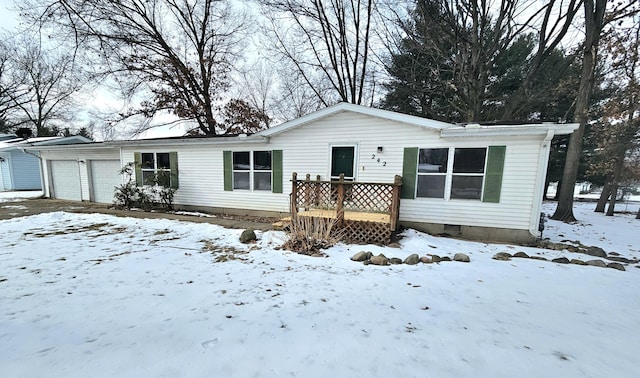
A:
594,181,611,212
551,0,606,222
606,183,618,216
636,207,640,219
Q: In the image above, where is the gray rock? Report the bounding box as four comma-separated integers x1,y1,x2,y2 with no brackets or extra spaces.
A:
586,246,607,258
607,256,630,264
403,254,420,265
453,253,470,263
607,262,625,271
570,259,586,265
537,240,552,249
351,251,373,262
530,256,547,261
513,252,529,258
239,229,256,243
440,256,451,262
420,256,432,264
553,243,570,251
552,257,570,264
493,252,512,261
430,254,441,263
363,260,370,265
389,257,403,265
370,254,389,266
387,242,401,248
586,259,607,268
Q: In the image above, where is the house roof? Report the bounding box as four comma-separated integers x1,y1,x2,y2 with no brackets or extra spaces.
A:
440,123,580,138
0,135,93,152
257,102,454,137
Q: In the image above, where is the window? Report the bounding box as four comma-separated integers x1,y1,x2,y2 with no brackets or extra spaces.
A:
141,152,171,187
232,151,272,191
451,148,486,199
417,148,448,198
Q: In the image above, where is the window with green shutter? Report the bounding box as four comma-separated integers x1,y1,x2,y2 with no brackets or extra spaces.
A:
134,151,178,189
224,150,282,193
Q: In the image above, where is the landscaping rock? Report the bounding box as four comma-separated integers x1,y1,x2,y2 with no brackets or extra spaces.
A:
586,246,607,258
493,252,512,261
440,256,451,262
430,254,442,263
403,254,420,265
239,229,256,243
453,253,470,262
607,262,625,271
607,256,630,264
552,243,570,251
570,259,586,265
370,254,390,266
537,240,552,249
387,242,401,248
552,257,570,264
389,257,403,265
420,256,432,264
586,259,607,268
513,252,529,258
351,251,373,262
530,256,547,261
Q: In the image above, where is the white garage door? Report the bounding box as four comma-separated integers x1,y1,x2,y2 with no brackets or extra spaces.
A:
90,160,121,204
50,160,81,201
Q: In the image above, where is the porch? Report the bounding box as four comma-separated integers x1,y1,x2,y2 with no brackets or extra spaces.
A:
275,173,402,245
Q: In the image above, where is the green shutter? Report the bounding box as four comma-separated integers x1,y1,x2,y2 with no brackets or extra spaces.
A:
134,152,142,186
223,150,233,191
401,147,418,199
272,150,283,193
482,145,506,203
169,152,179,189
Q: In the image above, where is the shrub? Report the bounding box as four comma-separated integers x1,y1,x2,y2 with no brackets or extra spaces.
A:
113,163,176,210
282,215,343,255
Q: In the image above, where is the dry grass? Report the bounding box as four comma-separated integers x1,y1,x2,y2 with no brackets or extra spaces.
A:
282,215,344,256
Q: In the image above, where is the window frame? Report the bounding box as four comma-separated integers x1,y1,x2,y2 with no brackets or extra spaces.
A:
140,152,172,187
414,147,488,201
416,148,449,198
329,144,357,181
232,150,272,191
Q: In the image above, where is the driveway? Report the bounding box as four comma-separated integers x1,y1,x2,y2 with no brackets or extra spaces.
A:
0,197,276,231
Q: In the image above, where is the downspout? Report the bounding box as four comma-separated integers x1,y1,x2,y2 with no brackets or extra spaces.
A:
529,130,554,238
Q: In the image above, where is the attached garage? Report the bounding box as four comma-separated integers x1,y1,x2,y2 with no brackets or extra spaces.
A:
49,160,82,201
89,160,122,203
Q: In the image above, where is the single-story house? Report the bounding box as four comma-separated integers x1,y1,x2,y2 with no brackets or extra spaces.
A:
31,103,578,243
0,135,91,192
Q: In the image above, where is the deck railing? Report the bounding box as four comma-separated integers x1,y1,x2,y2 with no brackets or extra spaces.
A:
290,173,403,231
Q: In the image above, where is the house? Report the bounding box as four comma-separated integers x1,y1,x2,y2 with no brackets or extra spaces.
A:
0,135,91,192
32,103,579,243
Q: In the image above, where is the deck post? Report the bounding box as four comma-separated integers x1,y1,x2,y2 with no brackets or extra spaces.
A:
314,175,321,206
336,174,345,226
304,173,311,211
290,172,298,216
390,175,402,231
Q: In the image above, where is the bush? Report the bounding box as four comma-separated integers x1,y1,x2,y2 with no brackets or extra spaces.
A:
282,215,343,255
113,163,177,210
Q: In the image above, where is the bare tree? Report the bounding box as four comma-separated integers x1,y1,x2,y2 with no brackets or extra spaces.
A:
551,0,639,222
1,35,83,136
24,0,261,135
258,0,377,107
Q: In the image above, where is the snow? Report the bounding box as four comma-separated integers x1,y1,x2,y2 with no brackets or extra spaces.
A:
1,200,639,377
0,191,43,203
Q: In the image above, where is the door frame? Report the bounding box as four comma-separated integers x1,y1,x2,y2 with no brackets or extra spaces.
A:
328,143,358,181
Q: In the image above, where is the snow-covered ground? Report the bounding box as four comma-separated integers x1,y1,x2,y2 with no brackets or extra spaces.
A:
0,190,43,202
1,197,639,378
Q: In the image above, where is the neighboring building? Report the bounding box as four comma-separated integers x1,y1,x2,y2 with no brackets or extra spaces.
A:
0,135,91,192
32,103,579,243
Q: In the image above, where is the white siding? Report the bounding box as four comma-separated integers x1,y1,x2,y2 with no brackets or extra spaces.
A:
120,111,548,233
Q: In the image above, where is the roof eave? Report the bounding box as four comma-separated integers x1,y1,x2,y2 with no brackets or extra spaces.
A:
440,123,580,138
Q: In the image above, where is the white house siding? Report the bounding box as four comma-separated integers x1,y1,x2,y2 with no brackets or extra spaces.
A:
267,112,546,232
121,144,290,213
119,112,547,232
40,149,120,201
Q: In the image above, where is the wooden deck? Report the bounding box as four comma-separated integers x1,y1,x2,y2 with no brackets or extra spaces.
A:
273,209,391,229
